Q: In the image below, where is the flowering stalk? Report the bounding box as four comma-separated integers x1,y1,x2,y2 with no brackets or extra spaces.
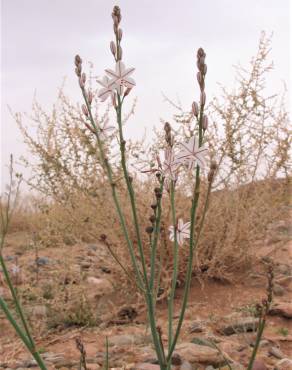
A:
166,48,211,362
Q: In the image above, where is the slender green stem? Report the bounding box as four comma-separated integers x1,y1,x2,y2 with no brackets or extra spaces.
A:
81,89,144,291
0,238,35,349
150,179,164,291
0,297,48,370
247,317,266,370
115,94,149,287
167,180,179,354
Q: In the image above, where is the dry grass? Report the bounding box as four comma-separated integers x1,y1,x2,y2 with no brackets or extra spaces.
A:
8,33,291,301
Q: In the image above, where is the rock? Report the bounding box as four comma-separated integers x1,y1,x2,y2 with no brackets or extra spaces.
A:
268,346,284,359
275,358,292,370
276,276,292,288
189,321,204,333
175,342,225,366
180,361,192,370
190,337,213,348
87,277,114,295
81,261,91,269
134,364,160,370
218,317,258,335
251,360,268,370
269,303,292,319
276,264,291,276
26,305,47,319
54,360,78,368
36,257,51,266
273,284,285,296
108,334,151,347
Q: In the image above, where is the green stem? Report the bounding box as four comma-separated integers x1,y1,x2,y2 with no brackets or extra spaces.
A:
0,296,47,370
116,94,149,287
150,180,164,291
81,89,144,291
0,246,35,348
247,317,266,370
166,85,206,362
167,180,179,354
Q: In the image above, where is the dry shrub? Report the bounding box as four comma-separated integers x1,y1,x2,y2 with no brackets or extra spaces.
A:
14,33,291,296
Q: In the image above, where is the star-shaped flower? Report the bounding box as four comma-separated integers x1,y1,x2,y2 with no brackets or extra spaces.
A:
97,76,116,102
169,219,191,246
175,136,208,170
99,118,115,140
105,61,135,94
162,148,180,180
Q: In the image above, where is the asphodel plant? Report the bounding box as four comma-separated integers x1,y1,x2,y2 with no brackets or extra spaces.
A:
75,6,216,368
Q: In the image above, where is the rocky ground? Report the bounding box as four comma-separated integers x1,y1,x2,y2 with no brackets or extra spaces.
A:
0,217,291,370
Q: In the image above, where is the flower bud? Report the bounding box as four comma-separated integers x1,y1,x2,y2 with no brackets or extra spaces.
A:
203,64,207,75
145,226,154,234
164,122,171,133
81,72,86,84
117,45,123,60
88,91,93,105
151,203,157,210
110,41,116,56
197,47,205,58
124,87,132,97
111,93,117,108
197,72,203,86
75,66,81,77
117,28,123,41
74,54,82,67
82,104,89,117
192,101,199,117
149,215,156,223
200,92,206,106
202,115,208,130
79,77,84,89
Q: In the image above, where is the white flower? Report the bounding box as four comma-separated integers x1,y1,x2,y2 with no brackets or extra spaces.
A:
99,118,115,140
105,61,135,94
97,76,116,102
169,219,191,246
162,148,180,180
175,136,208,170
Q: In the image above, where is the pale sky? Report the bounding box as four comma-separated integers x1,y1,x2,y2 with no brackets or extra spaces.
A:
1,0,290,190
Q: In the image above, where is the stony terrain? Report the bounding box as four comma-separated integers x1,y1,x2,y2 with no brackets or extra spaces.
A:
0,216,292,370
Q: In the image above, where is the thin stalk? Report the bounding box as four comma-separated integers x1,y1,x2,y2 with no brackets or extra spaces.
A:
150,180,164,291
0,297,47,370
115,94,149,287
0,240,35,349
247,317,266,370
81,89,144,291
166,94,206,362
167,180,179,354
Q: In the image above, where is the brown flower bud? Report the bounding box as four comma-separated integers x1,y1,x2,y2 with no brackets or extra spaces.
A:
88,91,93,105
75,66,81,77
164,122,171,133
145,226,154,234
210,160,217,170
203,64,207,75
200,92,206,106
117,45,123,60
192,101,199,117
123,87,132,97
117,28,123,41
82,104,89,117
110,41,116,56
79,77,84,89
81,72,86,84
149,215,156,223
202,115,208,130
197,47,205,58
151,203,157,210
74,54,82,67
197,71,203,86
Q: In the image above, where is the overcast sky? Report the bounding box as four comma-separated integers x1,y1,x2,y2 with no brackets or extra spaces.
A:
1,0,290,191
